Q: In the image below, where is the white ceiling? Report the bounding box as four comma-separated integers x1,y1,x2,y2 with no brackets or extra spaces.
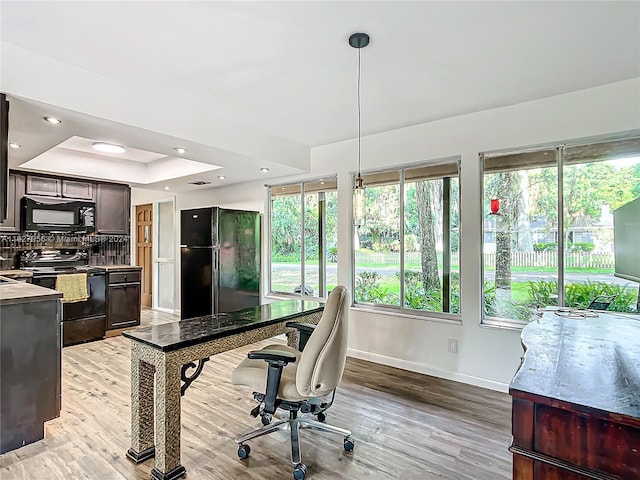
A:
1,1,639,191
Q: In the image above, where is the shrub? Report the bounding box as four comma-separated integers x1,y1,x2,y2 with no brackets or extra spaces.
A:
355,271,398,305
533,242,557,252
568,242,595,252
527,279,558,307
564,281,637,312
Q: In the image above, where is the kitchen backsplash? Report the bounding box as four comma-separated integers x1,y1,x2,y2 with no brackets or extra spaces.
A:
0,233,130,270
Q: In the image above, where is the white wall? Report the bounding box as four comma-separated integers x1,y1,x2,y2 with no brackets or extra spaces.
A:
173,78,640,391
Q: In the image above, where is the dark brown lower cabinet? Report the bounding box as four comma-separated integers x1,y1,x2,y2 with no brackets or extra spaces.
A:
106,269,141,330
1,297,61,453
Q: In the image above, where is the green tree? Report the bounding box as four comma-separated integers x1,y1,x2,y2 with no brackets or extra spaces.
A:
416,180,440,291
486,172,521,288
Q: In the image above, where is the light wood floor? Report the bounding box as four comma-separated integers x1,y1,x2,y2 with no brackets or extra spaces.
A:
0,308,513,479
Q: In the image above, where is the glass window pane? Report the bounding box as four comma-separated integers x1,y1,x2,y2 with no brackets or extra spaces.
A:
325,190,338,294
562,153,640,313
483,162,559,322
403,168,459,314
304,191,320,296
157,201,174,258
271,186,302,294
157,262,174,310
354,172,401,306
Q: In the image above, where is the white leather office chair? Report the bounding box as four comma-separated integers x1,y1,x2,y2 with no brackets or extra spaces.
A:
231,286,354,480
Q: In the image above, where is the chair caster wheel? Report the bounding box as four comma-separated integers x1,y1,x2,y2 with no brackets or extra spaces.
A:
261,413,272,426
293,463,307,480
344,436,355,452
316,412,326,423
237,444,251,459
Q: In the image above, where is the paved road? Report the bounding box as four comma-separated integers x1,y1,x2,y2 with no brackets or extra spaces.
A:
271,263,634,287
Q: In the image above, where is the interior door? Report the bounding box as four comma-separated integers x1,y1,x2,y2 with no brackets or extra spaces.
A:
136,204,153,307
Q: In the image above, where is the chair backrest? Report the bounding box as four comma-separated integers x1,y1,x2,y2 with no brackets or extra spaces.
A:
295,286,350,397
588,294,618,311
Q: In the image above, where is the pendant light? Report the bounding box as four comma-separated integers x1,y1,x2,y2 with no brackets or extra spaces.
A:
350,32,369,227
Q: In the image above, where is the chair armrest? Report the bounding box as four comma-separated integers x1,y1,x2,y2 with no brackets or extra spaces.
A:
248,349,297,363
286,322,317,352
247,349,296,414
286,321,317,335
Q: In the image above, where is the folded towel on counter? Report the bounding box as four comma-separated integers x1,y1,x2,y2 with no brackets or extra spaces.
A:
56,273,89,303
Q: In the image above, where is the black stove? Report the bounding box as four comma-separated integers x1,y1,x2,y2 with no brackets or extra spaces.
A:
18,248,107,346
18,249,105,275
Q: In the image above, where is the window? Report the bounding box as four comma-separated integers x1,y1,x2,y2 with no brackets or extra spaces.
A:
482,136,640,323
353,160,460,317
269,178,337,298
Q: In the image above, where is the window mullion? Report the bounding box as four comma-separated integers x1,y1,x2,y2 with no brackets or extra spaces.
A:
268,188,273,294
318,191,326,297
442,176,451,313
300,183,305,297
557,146,565,307
399,169,405,311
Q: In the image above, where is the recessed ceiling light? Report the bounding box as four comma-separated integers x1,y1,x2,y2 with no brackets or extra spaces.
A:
164,186,171,191
44,116,62,124
217,175,226,180
260,167,270,173
320,181,325,185
92,142,125,154
9,143,21,149
174,147,186,154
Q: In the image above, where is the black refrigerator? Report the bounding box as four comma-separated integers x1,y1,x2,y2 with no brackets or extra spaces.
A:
180,207,261,319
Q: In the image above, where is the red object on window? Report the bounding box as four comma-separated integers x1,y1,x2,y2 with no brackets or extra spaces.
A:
490,198,500,214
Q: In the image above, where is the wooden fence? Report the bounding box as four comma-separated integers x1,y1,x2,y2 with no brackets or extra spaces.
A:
483,251,614,269
355,250,615,269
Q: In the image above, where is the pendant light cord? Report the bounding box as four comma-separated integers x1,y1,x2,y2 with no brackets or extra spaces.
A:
357,44,362,178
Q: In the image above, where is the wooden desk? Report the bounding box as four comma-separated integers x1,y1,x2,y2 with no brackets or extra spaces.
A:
123,300,324,480
509,311,640,480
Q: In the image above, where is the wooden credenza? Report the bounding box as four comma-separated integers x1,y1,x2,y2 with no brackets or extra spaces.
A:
509,311,640,480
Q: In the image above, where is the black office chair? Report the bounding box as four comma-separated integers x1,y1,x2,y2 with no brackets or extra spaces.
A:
231,286,353,480
588,294,618,311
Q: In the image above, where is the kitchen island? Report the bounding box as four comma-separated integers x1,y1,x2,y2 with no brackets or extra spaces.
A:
0,276,62,453
124,300,324,480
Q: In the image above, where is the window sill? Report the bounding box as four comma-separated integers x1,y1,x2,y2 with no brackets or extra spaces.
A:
266,292,327,302
350,304,462,325
480,317,526,332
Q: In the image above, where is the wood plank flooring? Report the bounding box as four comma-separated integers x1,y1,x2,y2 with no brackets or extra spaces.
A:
0,308,513,479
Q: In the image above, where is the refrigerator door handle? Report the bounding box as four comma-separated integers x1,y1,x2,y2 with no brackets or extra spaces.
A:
213,247,220,315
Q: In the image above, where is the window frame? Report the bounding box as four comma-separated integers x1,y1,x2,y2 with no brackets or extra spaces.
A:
481,132,640,327
350,157,462,321
267,175,337,301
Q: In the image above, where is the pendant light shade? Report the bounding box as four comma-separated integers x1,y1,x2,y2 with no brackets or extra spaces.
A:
354,174,366,227
350,32,369,227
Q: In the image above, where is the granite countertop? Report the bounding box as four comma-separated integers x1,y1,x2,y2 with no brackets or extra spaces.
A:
0,276,62,306
0,269,33,279
94,265,143,271
124,300,324,352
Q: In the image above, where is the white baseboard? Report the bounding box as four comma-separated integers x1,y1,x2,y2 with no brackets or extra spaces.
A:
347,348,509,393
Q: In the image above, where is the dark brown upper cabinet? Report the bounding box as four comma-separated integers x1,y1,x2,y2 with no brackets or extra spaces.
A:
0,172,25,233
96,183,130,235
26,175,61,197
26,176,96,201
61,179,95,201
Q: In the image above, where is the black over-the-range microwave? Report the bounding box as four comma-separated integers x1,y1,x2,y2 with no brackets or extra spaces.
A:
22,195,95,233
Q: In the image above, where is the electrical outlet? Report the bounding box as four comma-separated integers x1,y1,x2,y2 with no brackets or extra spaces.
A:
448,338,458,354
